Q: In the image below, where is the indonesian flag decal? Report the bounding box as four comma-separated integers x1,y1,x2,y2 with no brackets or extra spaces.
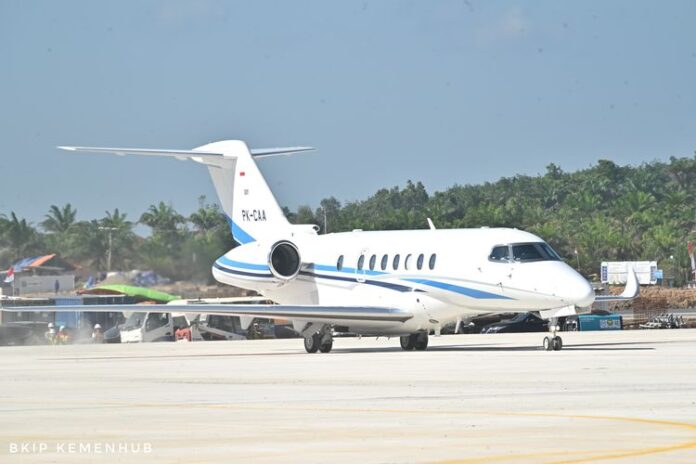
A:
4,266,14,283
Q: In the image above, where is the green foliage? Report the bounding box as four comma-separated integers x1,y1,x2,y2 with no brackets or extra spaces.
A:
1,154,695,283
286,156,696,282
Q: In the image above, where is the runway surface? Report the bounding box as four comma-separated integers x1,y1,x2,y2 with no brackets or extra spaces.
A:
1,330,695,463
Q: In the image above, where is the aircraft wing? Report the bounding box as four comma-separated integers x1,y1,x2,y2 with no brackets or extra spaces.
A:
0,303,413,324
594,267,640,302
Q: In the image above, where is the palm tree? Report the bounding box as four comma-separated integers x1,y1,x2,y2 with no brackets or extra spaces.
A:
189,203,226,237
2,212,43,261
140,202,185,234
41,204,77,233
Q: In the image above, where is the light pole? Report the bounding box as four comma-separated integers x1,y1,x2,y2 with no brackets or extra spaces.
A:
98,227,118,274
669,255,675,287
574,248,580,270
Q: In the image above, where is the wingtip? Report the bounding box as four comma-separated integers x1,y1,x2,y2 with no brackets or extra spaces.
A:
57,146,76,151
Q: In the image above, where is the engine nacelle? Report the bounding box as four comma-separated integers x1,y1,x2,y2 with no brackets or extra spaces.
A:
268,240,301,281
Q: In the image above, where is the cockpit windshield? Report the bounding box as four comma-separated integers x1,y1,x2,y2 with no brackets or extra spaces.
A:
489,242,562,263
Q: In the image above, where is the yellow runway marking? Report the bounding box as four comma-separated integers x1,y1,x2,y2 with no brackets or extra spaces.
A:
2,400,695,463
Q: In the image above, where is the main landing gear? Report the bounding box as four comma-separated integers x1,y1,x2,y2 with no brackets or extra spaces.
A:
303,326,333,353
543,317,563,351
400,332,429,351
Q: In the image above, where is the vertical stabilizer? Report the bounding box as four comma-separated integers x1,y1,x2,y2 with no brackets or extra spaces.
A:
194,140,291,245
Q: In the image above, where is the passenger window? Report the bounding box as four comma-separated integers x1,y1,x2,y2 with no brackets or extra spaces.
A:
337,255,344,271
381,254,388,271
429,253,436,270
357,255,365,270
417,254,424,270
404,254,412,270
393,254,400,270
489,245,510,262
369,254,376,270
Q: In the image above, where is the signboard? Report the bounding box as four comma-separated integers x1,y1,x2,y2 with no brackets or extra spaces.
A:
17,275,75,295
600,261,657,285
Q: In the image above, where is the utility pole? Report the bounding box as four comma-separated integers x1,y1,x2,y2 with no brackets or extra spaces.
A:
98,226,118,274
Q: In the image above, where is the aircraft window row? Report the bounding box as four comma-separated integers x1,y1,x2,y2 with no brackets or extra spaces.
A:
337,253,437,271
488,242,562,263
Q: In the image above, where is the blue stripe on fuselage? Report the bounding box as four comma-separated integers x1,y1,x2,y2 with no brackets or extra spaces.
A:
214,257,513,300
213,263,273,278
216,256,269,271
226,216,256,245
404,278,512,300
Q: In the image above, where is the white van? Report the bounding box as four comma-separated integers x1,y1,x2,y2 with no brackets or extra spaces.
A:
119,311,188,343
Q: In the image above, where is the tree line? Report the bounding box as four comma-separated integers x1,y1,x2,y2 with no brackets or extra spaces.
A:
1,155,695,283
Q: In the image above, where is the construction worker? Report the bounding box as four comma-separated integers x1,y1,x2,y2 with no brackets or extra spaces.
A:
45,323,56,345
92,324,104,343
56,325,69,345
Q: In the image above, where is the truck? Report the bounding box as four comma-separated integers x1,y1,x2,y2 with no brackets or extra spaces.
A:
119,311,185,343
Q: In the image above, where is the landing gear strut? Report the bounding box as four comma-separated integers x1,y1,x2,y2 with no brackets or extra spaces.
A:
400,332,429,351
543,317,563,351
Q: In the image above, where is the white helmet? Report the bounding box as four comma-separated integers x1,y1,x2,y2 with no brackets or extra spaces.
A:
48,323,54,328
94,324,102,329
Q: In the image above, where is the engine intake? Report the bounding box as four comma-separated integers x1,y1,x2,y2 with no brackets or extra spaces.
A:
268,240,301,281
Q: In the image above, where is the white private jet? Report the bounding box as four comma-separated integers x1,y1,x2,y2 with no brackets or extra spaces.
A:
1,140,638,352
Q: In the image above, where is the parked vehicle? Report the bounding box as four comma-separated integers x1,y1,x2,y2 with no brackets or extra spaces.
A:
119,312,177,343
563,310,623,331
103,324,122,343
639,313,685,329
481,312,548,334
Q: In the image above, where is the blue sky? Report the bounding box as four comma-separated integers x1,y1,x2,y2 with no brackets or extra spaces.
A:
1,1,695,225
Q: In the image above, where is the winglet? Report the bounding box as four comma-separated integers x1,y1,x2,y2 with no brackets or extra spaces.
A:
619,266,640,299
594,266,640,302
427,218,436,230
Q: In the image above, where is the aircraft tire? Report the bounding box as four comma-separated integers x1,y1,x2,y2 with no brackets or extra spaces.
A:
543,336,552,351
304,334,320,353
552,336,563,351
414,333,428,351
400,335,416,350
319,339,333,353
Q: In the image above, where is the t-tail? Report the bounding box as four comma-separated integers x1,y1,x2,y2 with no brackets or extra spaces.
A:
58,140,315,245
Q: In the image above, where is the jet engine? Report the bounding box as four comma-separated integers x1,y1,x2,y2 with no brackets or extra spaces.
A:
268,240,301,281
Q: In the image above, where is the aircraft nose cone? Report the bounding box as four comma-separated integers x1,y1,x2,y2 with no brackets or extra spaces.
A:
562,277,595,307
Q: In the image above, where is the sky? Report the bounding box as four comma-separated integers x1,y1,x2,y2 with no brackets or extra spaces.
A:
1,0,695,226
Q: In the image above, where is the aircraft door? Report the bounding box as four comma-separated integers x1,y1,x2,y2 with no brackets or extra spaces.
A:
484,244,514,295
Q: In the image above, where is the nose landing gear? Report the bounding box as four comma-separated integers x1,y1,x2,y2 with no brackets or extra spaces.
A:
400,332,429,351
543,317,563,351
543,335,563,351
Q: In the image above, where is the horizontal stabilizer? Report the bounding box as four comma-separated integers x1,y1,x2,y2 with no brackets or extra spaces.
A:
250,147,315,158
0,303,413,324
58,145,316,160
57,146,224,161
